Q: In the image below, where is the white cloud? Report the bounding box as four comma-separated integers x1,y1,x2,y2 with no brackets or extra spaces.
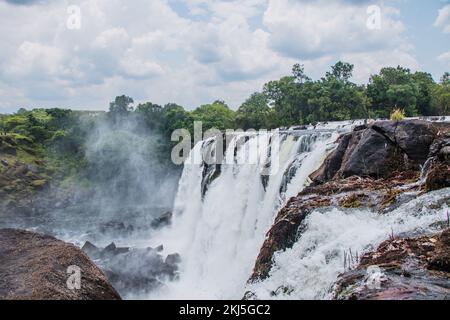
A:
0,0,424,113
6,41,63,77
263,0,406,58
434,4,450,33
93,28,130,49
119,53,164,79
438,51,450,63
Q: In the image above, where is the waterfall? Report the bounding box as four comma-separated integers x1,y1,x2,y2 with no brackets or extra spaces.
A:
152,124,357,299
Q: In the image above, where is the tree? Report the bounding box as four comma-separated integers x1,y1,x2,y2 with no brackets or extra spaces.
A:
0,116,7,135
440,72,449,84
367,66,421,117
135,102,163,130
432,81,450,115
109,95,134,115
263,76,299,126
412,72,436,116
292,63,310,84
191,101,236,131
161,103,193,137
236,92,271,130
25,112,50,143
326,61,354,82
386,84,419,116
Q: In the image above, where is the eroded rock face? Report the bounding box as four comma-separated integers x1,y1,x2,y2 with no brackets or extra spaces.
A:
311,120,450,183
332,229,450,300
0,229,121,300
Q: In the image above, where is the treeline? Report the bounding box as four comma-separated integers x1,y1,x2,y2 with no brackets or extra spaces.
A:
1,61,449,154
108,61,450,137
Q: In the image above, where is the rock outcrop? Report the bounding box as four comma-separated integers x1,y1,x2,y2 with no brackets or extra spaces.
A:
250,120,450,285
0,229,121,300
311,120,449,183
333,229,450,300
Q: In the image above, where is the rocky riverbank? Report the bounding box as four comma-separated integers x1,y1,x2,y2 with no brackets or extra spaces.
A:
248,119,450,299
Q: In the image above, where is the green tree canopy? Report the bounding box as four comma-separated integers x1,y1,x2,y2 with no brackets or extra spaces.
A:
236,92,271,130
109,95,134,115
191,100,236,131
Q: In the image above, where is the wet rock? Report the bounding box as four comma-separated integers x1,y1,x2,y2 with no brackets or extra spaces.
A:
101,248,180,296
102,242,129,258
425,132,450,191
151,211,172,229
80,240,179,297
291,126,308,131
250,172,423,282
372,120,439,163
310,132,355,184
311,120,450,183
0,229,121,300
332,229,450,300
81,241,102,258
165,253,181,266
99,221,133,235
339,128,405,178
104,242,117,253
425,162,450,191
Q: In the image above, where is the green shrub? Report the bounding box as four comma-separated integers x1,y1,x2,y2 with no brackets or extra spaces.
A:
390,108,406,121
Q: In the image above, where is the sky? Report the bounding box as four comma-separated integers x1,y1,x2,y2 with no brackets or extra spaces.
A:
0,0,449,113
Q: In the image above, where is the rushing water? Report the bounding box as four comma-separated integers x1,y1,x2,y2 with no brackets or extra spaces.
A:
150,118,450,300
246,188,450,299
2,117,448,299
151,122,361,299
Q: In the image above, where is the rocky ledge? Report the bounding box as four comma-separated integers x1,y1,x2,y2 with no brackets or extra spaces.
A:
0,229,121,300
333,229,450,300
249,119,450,299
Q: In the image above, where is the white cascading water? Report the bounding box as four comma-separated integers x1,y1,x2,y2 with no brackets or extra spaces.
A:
151,125,353,299
246,188,449,299
150,118,449,300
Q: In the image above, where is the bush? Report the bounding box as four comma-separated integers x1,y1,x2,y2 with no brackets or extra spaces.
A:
390,108,406,121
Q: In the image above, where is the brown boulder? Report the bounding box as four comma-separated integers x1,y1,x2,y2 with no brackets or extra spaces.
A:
0,229,121,300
